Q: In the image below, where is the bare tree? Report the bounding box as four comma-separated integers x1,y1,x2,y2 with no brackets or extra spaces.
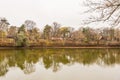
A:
0,17,9,31
52,22,61,37
24,20,36,30
84,0,120,26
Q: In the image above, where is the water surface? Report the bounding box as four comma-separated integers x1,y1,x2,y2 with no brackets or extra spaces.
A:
0,48,120,80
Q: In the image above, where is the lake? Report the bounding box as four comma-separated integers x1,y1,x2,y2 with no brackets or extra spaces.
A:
0,48,120,80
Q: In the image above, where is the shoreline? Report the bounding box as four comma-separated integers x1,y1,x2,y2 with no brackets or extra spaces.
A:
0,46,120,49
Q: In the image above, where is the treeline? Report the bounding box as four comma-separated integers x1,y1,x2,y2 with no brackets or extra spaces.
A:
0,17,120,47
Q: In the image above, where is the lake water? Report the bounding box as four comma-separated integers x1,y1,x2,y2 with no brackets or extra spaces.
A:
0,48,120,80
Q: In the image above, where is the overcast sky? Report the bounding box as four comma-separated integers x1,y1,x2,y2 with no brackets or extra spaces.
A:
0,0,109,30
0,0,87,29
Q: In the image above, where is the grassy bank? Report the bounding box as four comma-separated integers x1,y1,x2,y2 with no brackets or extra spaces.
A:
1,38,120,49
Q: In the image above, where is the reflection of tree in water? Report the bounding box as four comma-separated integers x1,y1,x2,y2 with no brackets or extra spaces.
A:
0,49,120,76
97,49,120,66
14,50,40,73
72,49,100,65
23,61,35,74
42,49,70,72
0,58,9,76
0,49,41,76
43,55,52,69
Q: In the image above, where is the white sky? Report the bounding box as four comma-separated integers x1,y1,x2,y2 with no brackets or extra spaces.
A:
0,0,109,30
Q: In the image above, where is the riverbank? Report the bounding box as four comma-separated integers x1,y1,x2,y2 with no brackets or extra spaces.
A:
0,46,120,49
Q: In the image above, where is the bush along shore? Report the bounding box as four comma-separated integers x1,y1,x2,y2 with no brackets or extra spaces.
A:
0,18,120,48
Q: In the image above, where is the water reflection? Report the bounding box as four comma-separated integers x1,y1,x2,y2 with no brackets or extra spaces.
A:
0,48,120,76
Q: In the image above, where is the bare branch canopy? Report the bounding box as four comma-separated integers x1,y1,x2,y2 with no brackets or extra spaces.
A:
84,0,120,26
